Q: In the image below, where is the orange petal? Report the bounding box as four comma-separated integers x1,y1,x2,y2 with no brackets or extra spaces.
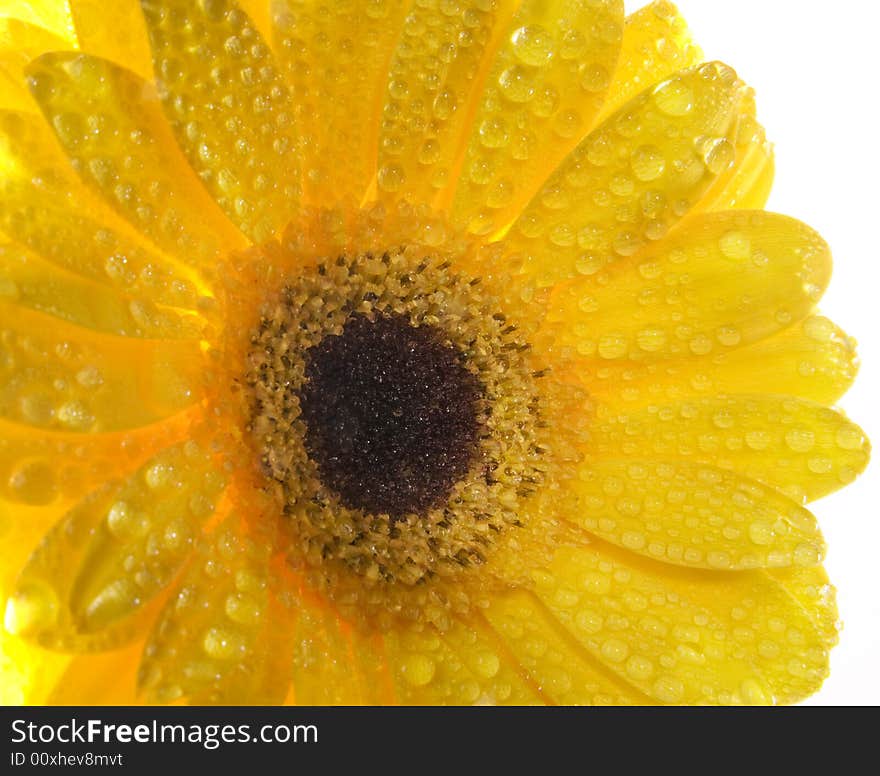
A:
0,242,204,338
0,304,203,432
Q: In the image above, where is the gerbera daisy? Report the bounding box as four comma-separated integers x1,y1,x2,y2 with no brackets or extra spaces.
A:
0,0,869,705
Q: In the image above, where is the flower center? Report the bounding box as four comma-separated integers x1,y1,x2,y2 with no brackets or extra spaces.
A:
238,243,544,613
297,312,483,519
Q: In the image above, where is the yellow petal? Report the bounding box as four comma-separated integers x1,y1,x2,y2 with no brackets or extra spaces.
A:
0,110,205,308
545,211,830,361
0,304,202,432
0,243,204,338
494,62,746,291
697,92,774,212
586,395,870,504
0,0,76,45
375,0,520,203
555,460,824,570
26,52,247,266
271,0,409,205
384,613,547,705
530,542,835,704
68,0,153,81
596,0,700,124
450,0,625,235
579,314,859,408
138,516,284,704
480,589,645,704
0,18,69,113
139,0,301,242
5,441,223,649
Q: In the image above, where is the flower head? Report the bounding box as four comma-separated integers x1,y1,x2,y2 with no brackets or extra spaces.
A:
0,0,869,705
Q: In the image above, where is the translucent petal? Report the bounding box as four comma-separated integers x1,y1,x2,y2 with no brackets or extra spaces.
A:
596,0,700,124
1,497,73,703
0,626,70,704
529,542,834,704
450,0,624,236
271,0,409,204
557,460,824,570
0,411,195,506
546,211,830,361
0,110,205,308
586,395,870,504
26,52,248,266
138,517,285,704
69,0,153,81
480,589,645,704
383,613,546,705
494,63,746,291
0,304,202,432
5,441,223,651
139,0,301,242
375,0,520,203
0,18,68,113
0,243,204,338
579,314,858,408
45,642,145,704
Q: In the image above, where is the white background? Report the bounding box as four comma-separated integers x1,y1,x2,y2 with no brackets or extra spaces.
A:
628,0,879,705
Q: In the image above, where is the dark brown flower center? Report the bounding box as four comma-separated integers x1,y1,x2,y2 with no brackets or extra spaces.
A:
297,313,483,519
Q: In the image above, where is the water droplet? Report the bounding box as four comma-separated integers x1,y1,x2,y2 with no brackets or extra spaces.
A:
498,66,535,102
511,25,554,67
377,164,404,192
402,653,436,686
631,145,666,182
8,459,57,505
703,138,735,175
719,231,751,260
785,428,815,453
600,638,630,663
478,117,509,148
598,334,628,359
835,424,864,451
653,77,694,116
203,626,244,660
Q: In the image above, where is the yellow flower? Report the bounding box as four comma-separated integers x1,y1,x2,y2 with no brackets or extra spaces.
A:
0,0,869,705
